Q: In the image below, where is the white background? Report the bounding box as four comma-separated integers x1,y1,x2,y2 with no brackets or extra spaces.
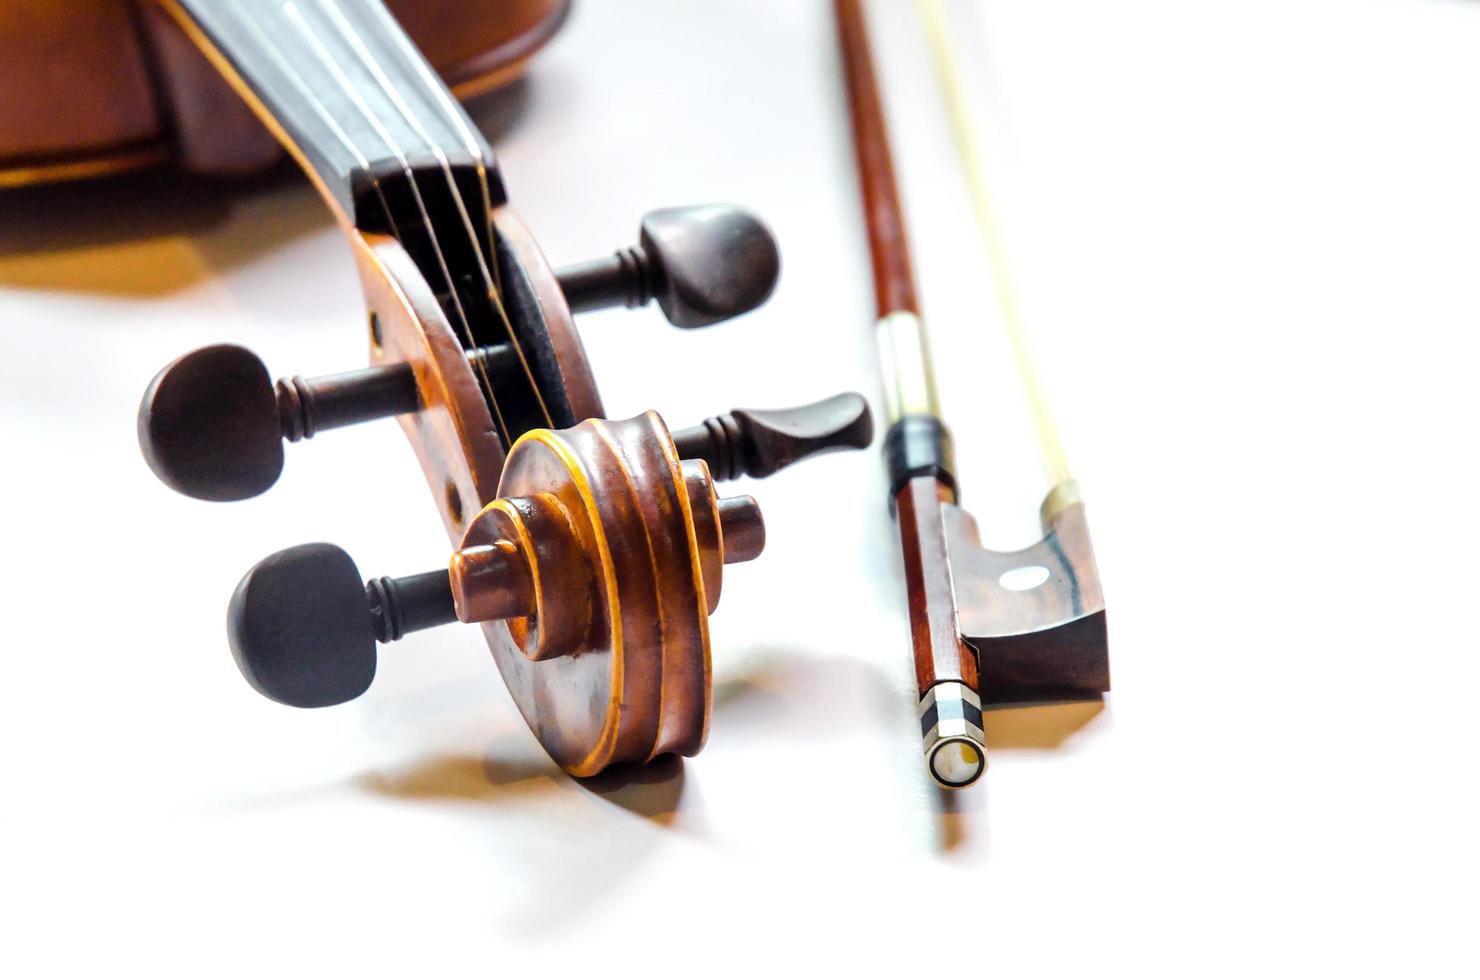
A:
2,1,1477,975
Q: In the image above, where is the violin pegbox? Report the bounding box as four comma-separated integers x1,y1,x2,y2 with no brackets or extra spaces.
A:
136,204,780,503
139,181,865,778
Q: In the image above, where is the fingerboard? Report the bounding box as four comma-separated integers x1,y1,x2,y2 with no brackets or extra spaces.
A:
166,0,569,444
168,0,505,222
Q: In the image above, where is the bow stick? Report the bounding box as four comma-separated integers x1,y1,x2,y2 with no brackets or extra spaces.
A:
834,0,1110,789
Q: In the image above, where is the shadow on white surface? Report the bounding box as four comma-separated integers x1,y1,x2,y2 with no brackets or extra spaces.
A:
932,782,985,853
711,647,898,738
0,77,539,298
578,754,687,824
984,698,1106,750
929,699,1107,853
0,167,327,295
353,738,690,932
358,750,560,803
357,742,687,826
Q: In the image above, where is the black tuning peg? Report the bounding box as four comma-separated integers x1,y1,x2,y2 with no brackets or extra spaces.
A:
671,392,874,480
555,204,780,328
228,543,459,708
138,344,422,501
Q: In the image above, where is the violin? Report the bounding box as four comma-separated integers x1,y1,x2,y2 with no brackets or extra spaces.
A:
0,0,567,186
131,0,873,777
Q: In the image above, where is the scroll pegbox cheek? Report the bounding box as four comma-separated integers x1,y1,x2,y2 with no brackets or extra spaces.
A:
352,221,598,538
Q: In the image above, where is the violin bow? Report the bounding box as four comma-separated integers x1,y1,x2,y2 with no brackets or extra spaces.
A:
834,0,1110,789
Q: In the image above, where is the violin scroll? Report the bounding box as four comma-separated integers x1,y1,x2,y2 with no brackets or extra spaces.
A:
224,405,815,774
125,0,870,781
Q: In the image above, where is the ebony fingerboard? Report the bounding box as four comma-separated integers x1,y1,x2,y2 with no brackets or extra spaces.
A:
169,0,505,222
166,0,565,444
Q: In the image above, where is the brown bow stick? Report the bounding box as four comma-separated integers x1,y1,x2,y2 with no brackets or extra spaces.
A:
834,0,1109,789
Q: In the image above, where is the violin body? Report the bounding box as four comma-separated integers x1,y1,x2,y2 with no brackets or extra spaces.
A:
0,0,568,187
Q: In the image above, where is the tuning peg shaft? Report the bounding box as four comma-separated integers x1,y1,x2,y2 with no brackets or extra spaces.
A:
671,392,874,480
140,342,523,501
555,204,780,327
366,569,461,642
275,363,420,443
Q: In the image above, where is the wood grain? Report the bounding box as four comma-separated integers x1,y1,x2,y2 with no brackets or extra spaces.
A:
0,0,568,185
834,0,919,318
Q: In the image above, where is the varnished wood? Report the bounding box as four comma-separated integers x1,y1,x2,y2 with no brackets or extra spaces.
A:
354,230,506,533
393,0,568,101
896,476,979,698
945,496,1109,703
138,3,285,177
156,0,581,456
670,393,874,481
454,414,733,775
834,0,919,318
287,210,744,779
0,2,162,180
0,0,567,186
356,207,602,544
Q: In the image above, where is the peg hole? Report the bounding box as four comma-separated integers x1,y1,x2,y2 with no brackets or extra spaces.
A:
444,478,464,527
369,312,383,350
999,565,1050,592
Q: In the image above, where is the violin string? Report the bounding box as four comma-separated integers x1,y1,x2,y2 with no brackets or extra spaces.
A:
278,0,514,445
222,2,468,432
228,9,383,207
321,0,555,429
362,0,502,299
916,0,1071,486
279,0,513,443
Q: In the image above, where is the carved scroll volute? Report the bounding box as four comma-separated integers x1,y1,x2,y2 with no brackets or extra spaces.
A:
681,460,727,615
445,413,719,776
456,494,600,662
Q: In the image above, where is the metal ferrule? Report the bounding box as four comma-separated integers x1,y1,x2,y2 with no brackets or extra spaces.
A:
918,681,987,788
875,311,941,424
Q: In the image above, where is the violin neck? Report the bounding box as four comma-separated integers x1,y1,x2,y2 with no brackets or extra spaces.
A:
164,0,505,230
164,0,571,447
